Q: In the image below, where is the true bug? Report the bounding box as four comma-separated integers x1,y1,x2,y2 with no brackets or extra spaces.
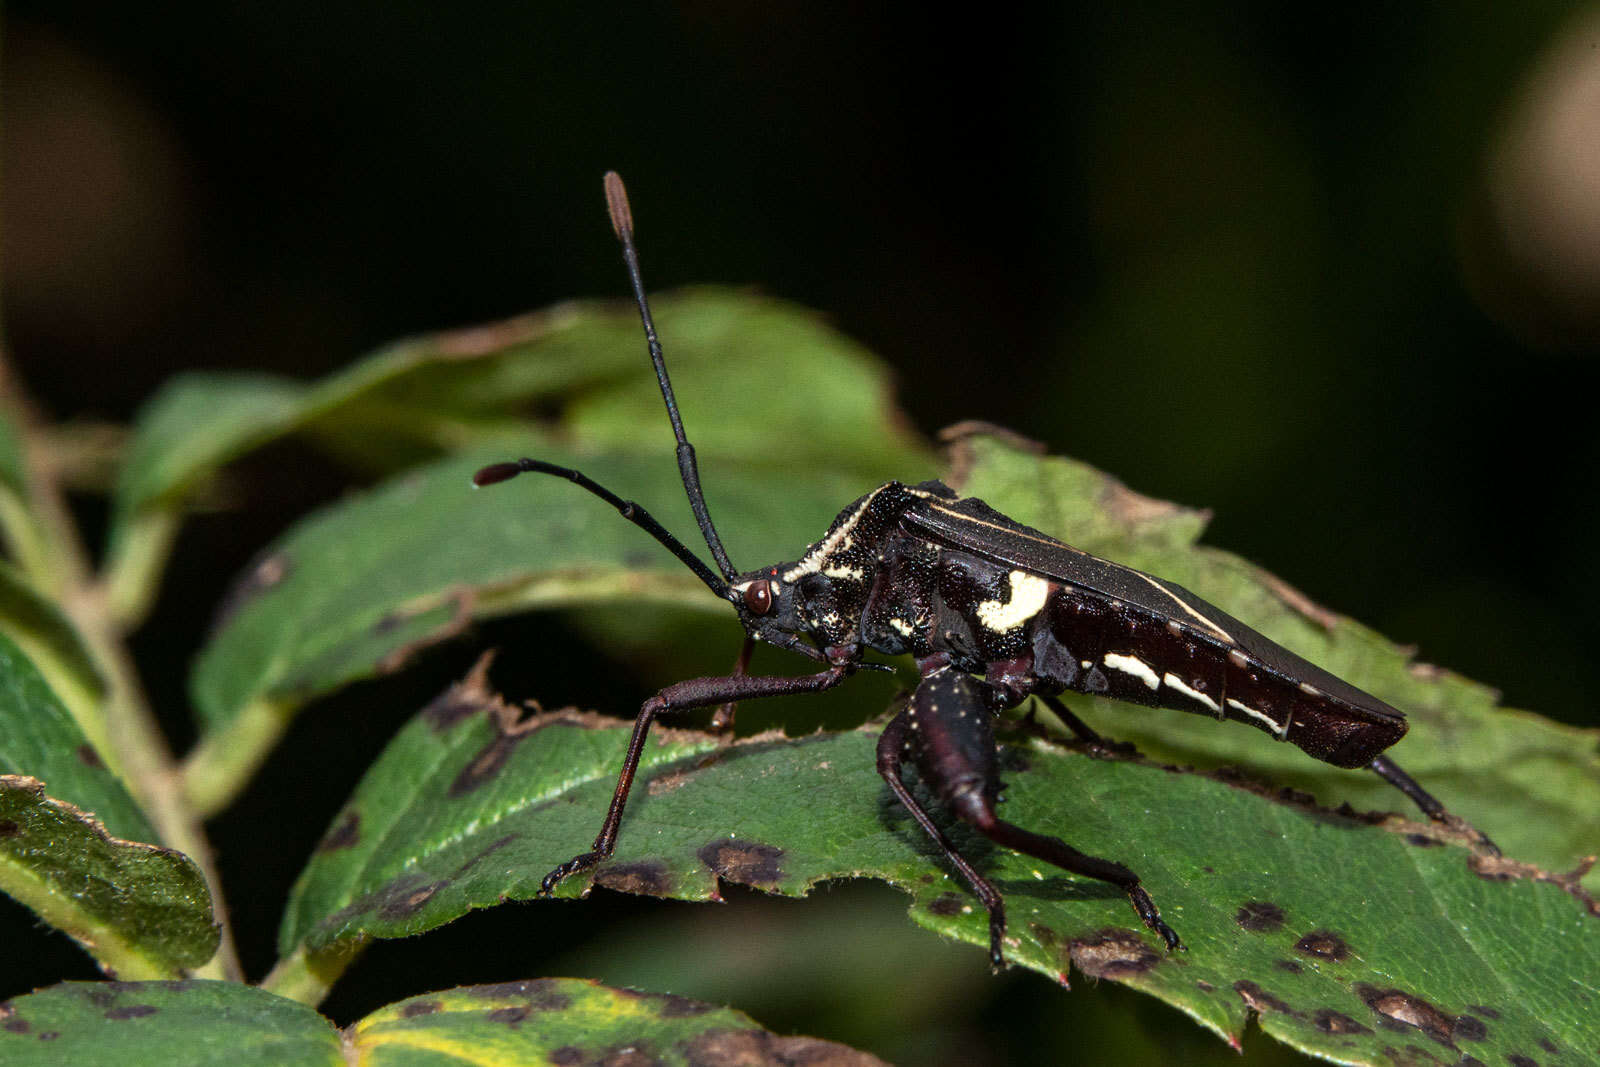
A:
475,172,1493,967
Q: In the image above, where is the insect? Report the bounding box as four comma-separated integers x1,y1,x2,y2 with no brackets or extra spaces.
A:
475,172,1494,968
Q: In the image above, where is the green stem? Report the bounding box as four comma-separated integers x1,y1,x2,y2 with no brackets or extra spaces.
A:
102,509,181,631
259,941,367,1007
180,697,298,818
0,360,241,981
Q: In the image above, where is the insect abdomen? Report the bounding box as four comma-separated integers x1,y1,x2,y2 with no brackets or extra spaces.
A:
1033,590,1406,768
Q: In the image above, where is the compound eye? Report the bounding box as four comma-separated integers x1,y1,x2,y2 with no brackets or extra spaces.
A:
743,579,777,616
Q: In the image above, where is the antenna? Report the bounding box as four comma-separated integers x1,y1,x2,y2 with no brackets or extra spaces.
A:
602,171,737,581
473,458,729,598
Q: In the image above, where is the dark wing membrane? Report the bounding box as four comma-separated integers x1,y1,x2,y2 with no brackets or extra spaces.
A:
900,493,1405,729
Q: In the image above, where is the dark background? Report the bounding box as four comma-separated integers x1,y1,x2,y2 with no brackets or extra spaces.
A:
4,3,1598,1063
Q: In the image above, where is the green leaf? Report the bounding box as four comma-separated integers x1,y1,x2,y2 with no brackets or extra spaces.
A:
944,431,1600,886
0,407,28,499
0,779,219,978
190,445,911,726
0,978,884,1065
171,289,932,810
281,668,1598,1065
0,632,148,843
183,441,915,814
354,978,886,1066
0,561,110,760
110,289,926,556
0,407,59,586
0,980,341,1065
111,372,310,533
184,313,932,814
0,633,218,977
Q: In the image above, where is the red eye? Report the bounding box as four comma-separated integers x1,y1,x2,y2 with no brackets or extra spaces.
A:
743,580,776,616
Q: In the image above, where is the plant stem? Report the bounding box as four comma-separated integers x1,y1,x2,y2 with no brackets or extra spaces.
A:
259,942,366,1007
0,357,243,981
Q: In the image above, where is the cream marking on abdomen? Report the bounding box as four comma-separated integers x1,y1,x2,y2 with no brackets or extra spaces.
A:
1162,672,1220,713
1226,697,1279,732
1103,652,1160,691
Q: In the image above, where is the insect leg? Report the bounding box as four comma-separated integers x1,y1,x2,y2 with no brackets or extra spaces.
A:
1036,694,1103,744
895,669,1182,967
875,707,1010,968
1367,754,1500,854
540,664,851,895
708,635,756,734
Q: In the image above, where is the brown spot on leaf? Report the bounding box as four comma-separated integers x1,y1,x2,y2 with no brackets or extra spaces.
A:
466,980,571,1012
1468,1005,1500,1019
441,660,582,796
548,1048,584,1066
939,423,1045,489
1355,984,1457,1046
1404,833,1441,848
1027,922,1059,950
1451,1015,1487,1041
421,650,501,734
655,994,712,1018
1293,930,1351,961
1233,981,1296,1016
1468,853,1519,881
594,861,672,896
1098,478,1203,528
424,696,482,732
1539,1038,1558,1053
1067,928,1162,979
1259,572,1340,631
1508,1056,1539,1067
1196,981,1215,993
400,999,442,1018
681,1027,888,1066
698,839,784,886
0,820,18,837
1274,959,1303,974
75,744,104,769
1235,900,1286,932
315,811,360,853
598,1045,661,1067
374,588,477,675
212,552,292,631
1313,1010,1370,1035
38,1032,57,1040
487,1006,529,1026
378,881,444,920
433,310,549,356
105,1005,157,1020
928,893,965,917
646,767,697,796
3,1018,29,1034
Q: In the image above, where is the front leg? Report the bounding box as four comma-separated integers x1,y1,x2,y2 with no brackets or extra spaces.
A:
882,667,1181,968
540,664,852,895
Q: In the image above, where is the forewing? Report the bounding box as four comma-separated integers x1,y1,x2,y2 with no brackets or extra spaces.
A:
900,493,1405,729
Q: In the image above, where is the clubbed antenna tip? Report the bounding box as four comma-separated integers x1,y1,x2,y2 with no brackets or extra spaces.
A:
603,171,633,241
472,462,523,487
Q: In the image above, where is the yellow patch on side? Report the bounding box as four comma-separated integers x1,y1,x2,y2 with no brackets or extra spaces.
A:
974,570,1051,632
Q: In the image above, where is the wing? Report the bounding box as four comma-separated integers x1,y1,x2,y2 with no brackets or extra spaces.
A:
900,489,1407,739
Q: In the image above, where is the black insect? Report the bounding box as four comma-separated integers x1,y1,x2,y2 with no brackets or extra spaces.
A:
475,172,1493,968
